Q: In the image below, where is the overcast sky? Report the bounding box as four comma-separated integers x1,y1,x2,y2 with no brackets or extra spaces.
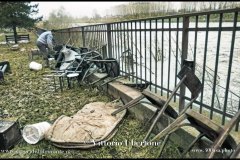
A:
32,2,181,20
32,1,128,19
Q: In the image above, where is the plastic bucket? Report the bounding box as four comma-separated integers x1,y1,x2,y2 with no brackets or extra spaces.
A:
22,122,51,144
29,61,42,71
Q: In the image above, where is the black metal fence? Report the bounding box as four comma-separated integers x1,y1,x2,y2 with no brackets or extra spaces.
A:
54,8,240,131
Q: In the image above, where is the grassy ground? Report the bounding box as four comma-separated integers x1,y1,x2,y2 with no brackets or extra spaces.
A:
0,33,181,158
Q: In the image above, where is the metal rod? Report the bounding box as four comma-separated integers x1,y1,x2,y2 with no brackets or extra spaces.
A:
222,11,238,126
111,94,145,116
130,21,133,82
144,20,147,90
135,21,138,86
174,17,179,102
158,134,170,157
199,14,210,114
150,20,152,91
143,74,187,141
179,15,189,112
193,15,198,73
140,20,143,88
208,109,240,158
123,23,127,75
161,18,164,96
182,133,205,157
210,13,222,119
90,75,109,85
155,19,158,93
191,15,199,109
167,18,171,98
178,96,199,116
236,99,240,131
118,23,123,71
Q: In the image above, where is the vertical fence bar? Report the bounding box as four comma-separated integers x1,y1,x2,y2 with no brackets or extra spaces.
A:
62,31,65,44
88,26,92,47
103,25,106,47
93,26,96,47
140,21,142,86
144,20,147,84
189,15,199,109
135,21,138,84
123,23,127,75
86,27,89,47
104,25,107,50
94,26,97,48
179,16,189,112
87,27,92,48
112,24,115,58
107,24,112,58
101,24,105,56
161,19,164,96
174,17,179,102
101,25,105,55
110,25,114,57
118,23,123,75
99,25,102,47
70,30,73,45
92,26,95,47
97,26,100,48
82,27,86,47
120,23,123,74
68,28,71,44
155,19,158,93
72,30,75,46
210,13,222,119
111,25,115,57
193,16,198,73
101,25,104,46
130,22,133,81
91,26,95,47
114,24,118,60
167,18,171,98
88,26,91,47
102,25,104,45
149,20,152,91
102,26,104,46
236,99,240,131
199,14,210,114
78,29,81,46
222,11,238,125
97,24,99,47
85,27,89,47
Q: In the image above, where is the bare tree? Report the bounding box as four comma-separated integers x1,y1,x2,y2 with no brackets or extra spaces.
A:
44,6,74,29
92,9,101,19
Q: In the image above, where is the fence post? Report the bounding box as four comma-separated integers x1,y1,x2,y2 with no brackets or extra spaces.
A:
179,16,189,112
82,27,86,47
107,24,112,58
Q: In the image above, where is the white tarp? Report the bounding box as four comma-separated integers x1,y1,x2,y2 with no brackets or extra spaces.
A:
45,101,126,148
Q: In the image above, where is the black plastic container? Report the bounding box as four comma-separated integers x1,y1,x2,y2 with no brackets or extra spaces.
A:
0,120,22,150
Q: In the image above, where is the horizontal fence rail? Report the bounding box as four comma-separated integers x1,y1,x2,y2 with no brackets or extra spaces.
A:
52,8,240,131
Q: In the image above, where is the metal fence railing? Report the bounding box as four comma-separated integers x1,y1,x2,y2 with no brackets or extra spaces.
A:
53,8,240,131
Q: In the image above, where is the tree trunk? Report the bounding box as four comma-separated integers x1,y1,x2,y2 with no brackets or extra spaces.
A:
13,25,18,44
